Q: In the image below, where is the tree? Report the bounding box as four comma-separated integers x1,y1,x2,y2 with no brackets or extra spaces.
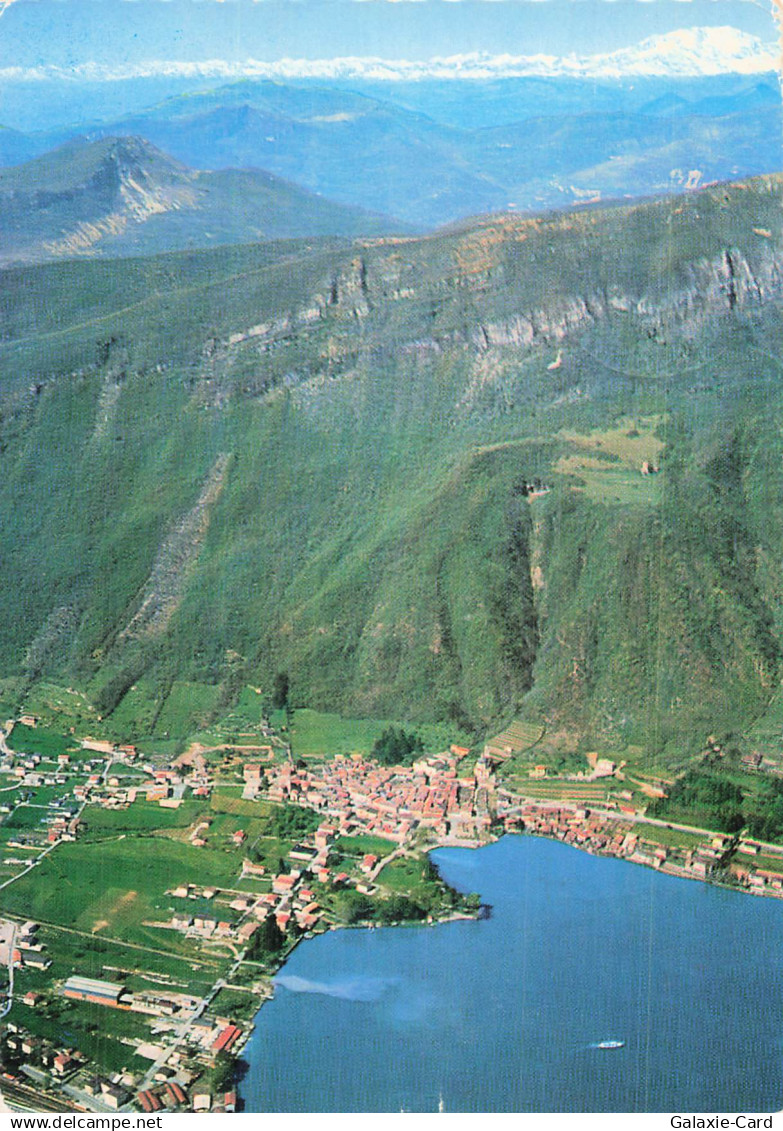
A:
371,726,423,766
249,915,285,957
337,889,375,924
377,894,426,923
272,670,290,711
267,804,321,840
212,1051,236,1093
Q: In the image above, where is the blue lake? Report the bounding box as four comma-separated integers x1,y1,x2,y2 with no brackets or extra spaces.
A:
238,835,783,1112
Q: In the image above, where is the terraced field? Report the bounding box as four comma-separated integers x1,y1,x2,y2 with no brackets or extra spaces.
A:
485,719,546,757
502,778,617,803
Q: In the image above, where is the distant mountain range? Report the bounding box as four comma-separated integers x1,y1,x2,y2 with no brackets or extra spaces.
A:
1,71,779,234
542,26,776,78
2,26,775,83
0,136,402,265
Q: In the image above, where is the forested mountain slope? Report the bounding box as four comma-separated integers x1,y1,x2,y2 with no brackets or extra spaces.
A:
1,175,782,763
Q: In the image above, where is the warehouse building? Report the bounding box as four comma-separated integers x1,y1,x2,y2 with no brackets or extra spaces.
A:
63,975,129,1008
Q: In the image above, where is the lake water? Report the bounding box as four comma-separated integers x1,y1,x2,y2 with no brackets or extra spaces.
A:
238,835,783,1112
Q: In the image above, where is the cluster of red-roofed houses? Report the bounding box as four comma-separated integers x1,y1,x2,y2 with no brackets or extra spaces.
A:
136,1082,237,1114
495,796,783,893
250,821,348,935
5,970,250,1112
253,749,497,846
3,1010,242,1113
157,822,341,945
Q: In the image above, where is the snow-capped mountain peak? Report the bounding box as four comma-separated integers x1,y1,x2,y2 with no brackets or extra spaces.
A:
0,25,776,84
588,26,779,77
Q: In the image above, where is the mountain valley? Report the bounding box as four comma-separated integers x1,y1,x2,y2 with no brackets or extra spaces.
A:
1,72,780,231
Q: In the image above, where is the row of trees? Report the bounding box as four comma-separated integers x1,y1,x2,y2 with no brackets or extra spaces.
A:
650,770,745,832
651,768,783,842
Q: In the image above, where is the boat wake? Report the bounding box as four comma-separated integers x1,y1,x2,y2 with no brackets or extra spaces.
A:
274,973,398,1002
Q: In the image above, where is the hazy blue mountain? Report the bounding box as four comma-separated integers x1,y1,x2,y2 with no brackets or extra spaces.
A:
0,74,773,229
347,73,779,128
65,89,504,228
678,79,781,116
0,136,404,265
0,76,779,230
0,125,43,166
470,103,783,208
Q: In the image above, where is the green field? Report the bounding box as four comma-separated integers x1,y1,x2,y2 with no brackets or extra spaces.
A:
336,834,398,858
102,679,163,740
741,850,783,872
7,724,78,758
16,783,83,806
554,417,665,506
501,778,616,802
0,836,243,950
8,994,152,1074
202,811,268,847
14,921,224,998
3,806,52,830
210,986,263,1021
273,708,462,761
219,685,270,730
153,681,224,740
10,683,98,736
210,790,272,819
376,856,431,892
79,800,206,837
635,825,707,851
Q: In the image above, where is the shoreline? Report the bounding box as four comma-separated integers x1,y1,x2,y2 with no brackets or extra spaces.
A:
231,827,783,1114
5,725,783,1114
230,815,783,1105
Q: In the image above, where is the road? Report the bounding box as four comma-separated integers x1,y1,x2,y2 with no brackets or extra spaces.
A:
501,789,739,843
138,953,245,1090
0,755,112,895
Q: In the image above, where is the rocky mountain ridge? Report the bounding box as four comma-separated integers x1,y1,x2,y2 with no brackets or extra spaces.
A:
0,136,400,265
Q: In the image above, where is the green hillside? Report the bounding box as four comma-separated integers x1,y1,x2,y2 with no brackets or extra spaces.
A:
1,175,782,766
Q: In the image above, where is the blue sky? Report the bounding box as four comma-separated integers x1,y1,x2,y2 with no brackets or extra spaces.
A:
0,0,777,71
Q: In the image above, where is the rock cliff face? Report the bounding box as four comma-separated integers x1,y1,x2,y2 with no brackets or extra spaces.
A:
1,175,782,758
39,139,200,258
203,175,783,417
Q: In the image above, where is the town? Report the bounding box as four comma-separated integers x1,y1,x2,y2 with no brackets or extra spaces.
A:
1,710,782,1114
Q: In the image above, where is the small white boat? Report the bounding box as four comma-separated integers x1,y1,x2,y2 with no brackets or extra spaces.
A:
595,1039,625,1050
